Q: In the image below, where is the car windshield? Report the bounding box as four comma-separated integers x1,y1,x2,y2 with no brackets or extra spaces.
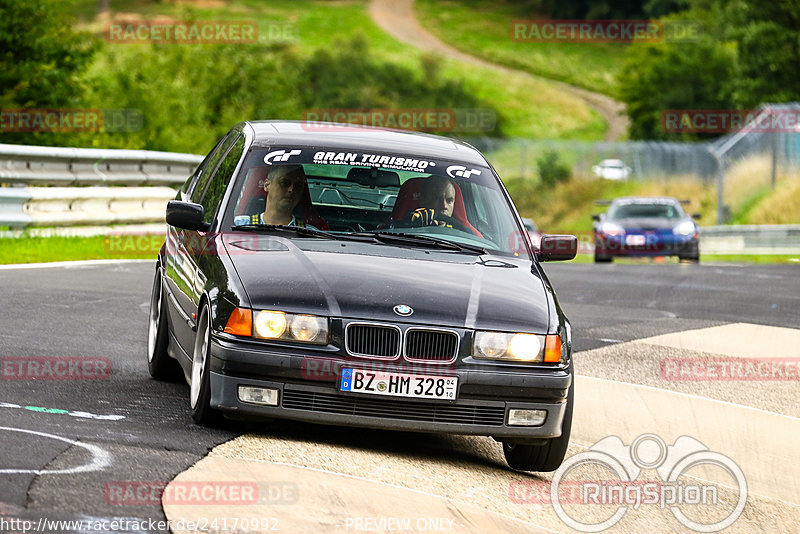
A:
609,202,683,219
225,147,527,257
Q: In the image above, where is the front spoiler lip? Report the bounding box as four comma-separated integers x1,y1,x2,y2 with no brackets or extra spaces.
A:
596,234,698,256
209,372,568,439
207,338,572,438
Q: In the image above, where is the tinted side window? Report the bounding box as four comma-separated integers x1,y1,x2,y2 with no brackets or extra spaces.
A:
199,135,246,224
190,131,237,203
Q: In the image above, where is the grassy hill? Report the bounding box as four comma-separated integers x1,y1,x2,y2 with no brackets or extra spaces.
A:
415,0,628,97
64,1,799,229
65,0,605,150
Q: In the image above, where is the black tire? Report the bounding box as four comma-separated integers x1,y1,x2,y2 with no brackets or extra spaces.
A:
189,305,219,425
594,254,612,263
503,380,574,472
147,268,182,381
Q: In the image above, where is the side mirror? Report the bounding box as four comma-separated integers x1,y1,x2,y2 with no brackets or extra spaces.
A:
692,213,701,220
591,214,601,222
166,200,210,231
536,234,577,262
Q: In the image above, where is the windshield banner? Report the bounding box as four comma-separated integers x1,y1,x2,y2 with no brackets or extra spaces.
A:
257,148,489,180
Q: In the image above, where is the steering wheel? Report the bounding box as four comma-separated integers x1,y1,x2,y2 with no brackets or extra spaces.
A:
431,213,471,233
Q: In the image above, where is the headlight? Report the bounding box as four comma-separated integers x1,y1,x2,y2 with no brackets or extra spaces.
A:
290,314,323,341
673,221,696,236
600,222,625,236
254,310,287,339
225,308,328,344
473,331,562,363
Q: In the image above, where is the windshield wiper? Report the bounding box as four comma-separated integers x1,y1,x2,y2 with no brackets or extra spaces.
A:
355,231,486,255
232,224,355,241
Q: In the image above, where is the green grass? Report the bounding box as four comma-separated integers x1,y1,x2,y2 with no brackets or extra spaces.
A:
698,254,800,264
566,254,800,264
1,234,796,265
0,234,163,264
70,0,605,140
415,0,628,96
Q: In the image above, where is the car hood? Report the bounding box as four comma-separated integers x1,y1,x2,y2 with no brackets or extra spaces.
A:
612,217,685,230
224,237,551,332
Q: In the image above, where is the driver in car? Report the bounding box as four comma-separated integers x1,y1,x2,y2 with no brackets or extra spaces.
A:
410,176,456,227
235,165,317,228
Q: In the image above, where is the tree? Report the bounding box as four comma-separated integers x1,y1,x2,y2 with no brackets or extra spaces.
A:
720,0,800,106
618,22,737,140
537,150,571,188
0,0,97,146
0,0,97,109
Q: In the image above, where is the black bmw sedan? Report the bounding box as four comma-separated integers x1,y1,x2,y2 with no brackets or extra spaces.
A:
147,121,577,472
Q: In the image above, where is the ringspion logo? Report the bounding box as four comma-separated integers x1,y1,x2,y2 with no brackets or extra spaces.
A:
550,434,747,532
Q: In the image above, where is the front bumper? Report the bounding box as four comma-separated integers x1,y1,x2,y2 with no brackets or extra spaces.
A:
596,233,698,257
208,337,572,439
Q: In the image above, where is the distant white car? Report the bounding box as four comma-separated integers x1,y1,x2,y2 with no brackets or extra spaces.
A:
592,159,631,181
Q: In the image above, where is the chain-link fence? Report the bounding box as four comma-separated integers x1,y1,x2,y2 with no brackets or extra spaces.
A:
467,103,800,223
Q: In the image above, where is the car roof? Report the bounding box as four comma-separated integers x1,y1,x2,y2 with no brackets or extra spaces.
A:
599,159,625,165
242,121,489,166
611,196,681,205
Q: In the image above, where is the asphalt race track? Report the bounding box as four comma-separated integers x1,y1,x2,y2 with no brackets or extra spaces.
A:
0,259,797,533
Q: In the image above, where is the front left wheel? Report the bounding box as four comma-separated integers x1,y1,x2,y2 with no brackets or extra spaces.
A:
189,304,219,425
502,379,574,472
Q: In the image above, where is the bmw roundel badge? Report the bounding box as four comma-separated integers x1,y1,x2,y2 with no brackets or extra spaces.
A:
393,304,413,316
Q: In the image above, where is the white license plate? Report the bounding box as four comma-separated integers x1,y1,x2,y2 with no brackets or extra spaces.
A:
339,368,457,400
626,234,646,246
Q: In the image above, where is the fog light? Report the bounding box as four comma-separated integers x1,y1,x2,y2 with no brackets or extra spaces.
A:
238,386,279,406
507,409,547,426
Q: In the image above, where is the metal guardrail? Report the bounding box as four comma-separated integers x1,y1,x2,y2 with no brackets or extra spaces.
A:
0,143,201,228
0,143,202,186
2,187,177,227
1,143,799,255
700,224,800,255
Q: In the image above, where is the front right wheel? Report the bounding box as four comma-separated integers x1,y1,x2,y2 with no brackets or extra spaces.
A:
147,268,181,381
502,380,574,472
189,304,219,425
